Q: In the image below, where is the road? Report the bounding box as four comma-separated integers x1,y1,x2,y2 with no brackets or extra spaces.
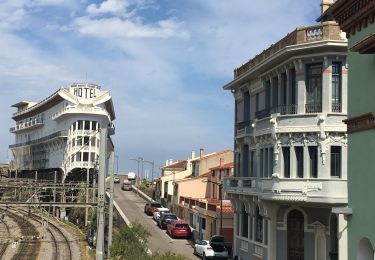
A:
113,178,199,259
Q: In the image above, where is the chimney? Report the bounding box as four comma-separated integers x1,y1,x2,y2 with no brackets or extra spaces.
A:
191,150,196,159
199,148,205,158
165,160,170,166
169,159,173,165
321,0,333,15
220,158,225,167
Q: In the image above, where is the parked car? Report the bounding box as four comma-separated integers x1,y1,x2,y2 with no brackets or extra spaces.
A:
158,213,178,229
122,180,132,191
152,208,170,221
114,176,120,183
144,201,162,216
194,235,229,260
166,220,191,239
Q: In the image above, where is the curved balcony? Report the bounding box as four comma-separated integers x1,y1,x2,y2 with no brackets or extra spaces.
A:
9,130,68,149
52,106,110,120
224,176,347,204
10,118,44,133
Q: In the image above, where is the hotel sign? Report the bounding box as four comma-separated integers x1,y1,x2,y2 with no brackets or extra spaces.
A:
73,86,97,99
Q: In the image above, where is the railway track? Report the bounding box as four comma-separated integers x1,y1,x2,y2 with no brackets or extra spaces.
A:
0,208,41,260
0,213,11,258
27,210,72,260
0,207,73,260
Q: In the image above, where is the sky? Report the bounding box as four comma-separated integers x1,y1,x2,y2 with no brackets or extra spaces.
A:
0,0,321,177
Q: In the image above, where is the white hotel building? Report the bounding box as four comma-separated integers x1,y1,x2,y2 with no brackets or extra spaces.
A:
9,83,115,182
223,9,349,260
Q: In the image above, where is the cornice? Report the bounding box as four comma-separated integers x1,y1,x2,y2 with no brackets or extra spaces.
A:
330,0,375,37
344,112,375,133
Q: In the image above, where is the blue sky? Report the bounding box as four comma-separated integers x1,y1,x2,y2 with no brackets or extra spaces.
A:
0,0,321,176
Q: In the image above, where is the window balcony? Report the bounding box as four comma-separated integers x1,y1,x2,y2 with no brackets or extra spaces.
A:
236,120,252,137
224,176,347,204
272,104,298,115
305,103,322,113
10,118,44,133
255,108,271,119
332,102,342,113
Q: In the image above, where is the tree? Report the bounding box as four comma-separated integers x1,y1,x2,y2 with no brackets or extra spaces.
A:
110,222,189,260
110,222,150,260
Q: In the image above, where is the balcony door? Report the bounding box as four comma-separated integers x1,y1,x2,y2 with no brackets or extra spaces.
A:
287,210,304,260
306,64,322,113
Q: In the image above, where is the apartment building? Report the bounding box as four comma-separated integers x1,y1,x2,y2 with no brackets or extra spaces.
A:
157,149,233,208
223,1,348,259
176,161,234,247
9,83,115,182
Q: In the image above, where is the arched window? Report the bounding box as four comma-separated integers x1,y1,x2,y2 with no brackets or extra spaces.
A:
357,237,374,260
329,214,338,260
287,209,304,260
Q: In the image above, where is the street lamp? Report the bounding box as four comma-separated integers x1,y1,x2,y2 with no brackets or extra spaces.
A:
203,179,223,236
143,160,154,185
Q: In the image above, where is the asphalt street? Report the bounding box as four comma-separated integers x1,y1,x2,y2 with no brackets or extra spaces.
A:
113,178,199,259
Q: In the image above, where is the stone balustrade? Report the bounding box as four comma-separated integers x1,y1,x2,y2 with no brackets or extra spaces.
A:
224,176,347,204
234,22,344,78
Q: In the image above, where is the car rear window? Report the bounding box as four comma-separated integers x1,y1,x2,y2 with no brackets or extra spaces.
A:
151,203,161,207
165,214,177,219
175,224,189,228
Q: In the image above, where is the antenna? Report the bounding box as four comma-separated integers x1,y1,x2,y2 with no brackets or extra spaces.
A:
85,72,88,84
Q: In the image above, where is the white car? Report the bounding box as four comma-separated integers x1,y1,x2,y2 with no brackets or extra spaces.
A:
194,235,228,260
152,207,170,221
114,176,120,183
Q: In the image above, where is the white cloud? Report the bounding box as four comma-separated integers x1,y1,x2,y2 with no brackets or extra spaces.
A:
86,0,128,15
73,16,189,39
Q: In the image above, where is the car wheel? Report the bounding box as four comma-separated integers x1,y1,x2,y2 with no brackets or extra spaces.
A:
202,252,206,260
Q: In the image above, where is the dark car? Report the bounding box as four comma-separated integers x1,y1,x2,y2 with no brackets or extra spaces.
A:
158,213,178,229
144,201,162,216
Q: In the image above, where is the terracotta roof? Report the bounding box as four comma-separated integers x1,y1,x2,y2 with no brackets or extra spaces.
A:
200,171,211,177
220,205,234,214
191,150,232,162
209,162,234,171
161,160,186,170
174,173,208,183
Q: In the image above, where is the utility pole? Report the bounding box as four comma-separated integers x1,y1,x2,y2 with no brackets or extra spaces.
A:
108,151,115,257
140,157,144,182
85,168,89,226
144,160,154,186
96,127,107,260
53,171,56,217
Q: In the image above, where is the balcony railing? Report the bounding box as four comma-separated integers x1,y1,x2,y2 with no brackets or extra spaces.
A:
305,103,322,113
10,118,44,133
9,130,68,148
236,120,252,137
255,108,271,119
52,106,110,120
332,102,342,113
234,23,344,78
272,104,298,115
224,176,347,204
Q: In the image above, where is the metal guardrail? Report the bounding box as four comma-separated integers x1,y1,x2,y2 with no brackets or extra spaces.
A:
9,130,68,148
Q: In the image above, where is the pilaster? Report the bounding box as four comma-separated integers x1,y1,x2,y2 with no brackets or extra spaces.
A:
322,56,331,113
294,60,306,114
338,214,348,260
